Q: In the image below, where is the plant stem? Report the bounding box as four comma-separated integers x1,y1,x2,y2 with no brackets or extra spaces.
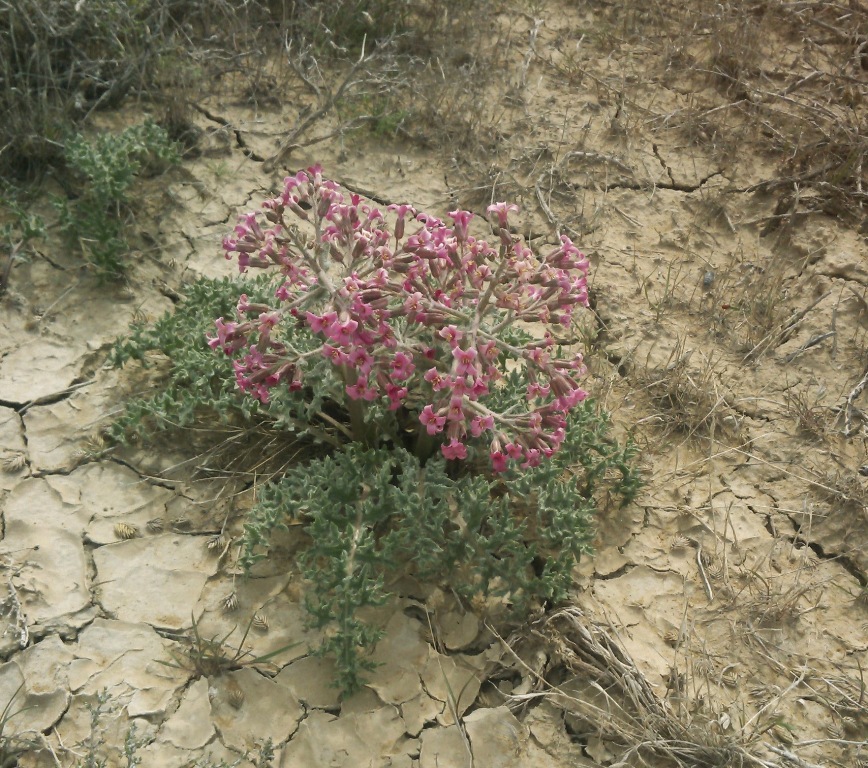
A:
414,428,437,463
340,365,374,446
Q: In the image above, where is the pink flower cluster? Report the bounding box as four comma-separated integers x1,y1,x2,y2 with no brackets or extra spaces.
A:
209,165,591,471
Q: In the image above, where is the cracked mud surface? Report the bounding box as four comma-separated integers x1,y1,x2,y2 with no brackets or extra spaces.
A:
1,2,866,766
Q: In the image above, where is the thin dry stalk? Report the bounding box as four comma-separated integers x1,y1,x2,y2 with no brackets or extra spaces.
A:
495,607,810,768
638,338,741,442
263,36,384,172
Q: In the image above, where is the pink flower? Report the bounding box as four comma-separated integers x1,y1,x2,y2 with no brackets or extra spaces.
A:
486,202,519,228
521,448,542,469
470,414,494,437
424,367,450,391
403,292,425,317
207,318,246,353
470,378,489,398
385,383,408,410
321,344,349,366
388,203,416,240
452,346,478,376
490,450,508,473
331,317,359,345
346,377,378,401
305,311,337,334
448,209,473,242
504,442,524,460
390,351,415,381
554,387,588,412
527,382,550,399
275,281,292,301
420,405,446,435
446,397,465,422
477,340,498,363
349,347,375,375
438,325,463,345
258,312,280,332
441,438,468,461
525,347,545,365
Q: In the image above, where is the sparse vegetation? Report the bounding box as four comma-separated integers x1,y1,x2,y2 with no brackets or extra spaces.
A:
56,121,179,279
158,614,296,680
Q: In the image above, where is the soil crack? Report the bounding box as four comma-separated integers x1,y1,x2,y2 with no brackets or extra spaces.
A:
0,378,93,415
652,142,675,186
189,102,265,162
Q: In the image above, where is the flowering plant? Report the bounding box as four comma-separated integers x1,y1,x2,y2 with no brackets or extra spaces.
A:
110,166,638,692
210,165,592,471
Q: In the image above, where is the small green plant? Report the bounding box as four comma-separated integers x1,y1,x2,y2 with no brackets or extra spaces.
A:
191,740,275,768
72,690,148,768
56,121,179,279
0,186,45,296
0,184,45,294
158,614,298,679
79,690,113,768
0,185,45,245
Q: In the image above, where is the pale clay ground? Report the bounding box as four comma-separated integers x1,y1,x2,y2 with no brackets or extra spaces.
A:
0,3,866,767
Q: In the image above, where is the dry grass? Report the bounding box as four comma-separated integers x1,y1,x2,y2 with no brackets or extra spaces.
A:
785,387,834,442
635,337,742,442
490,607,860,768
0,0,272,175
651,0,867,223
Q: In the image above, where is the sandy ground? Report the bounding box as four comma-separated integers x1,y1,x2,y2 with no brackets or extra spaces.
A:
0,1,866,766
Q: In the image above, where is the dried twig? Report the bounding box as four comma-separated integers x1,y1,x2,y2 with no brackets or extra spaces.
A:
743,291,831,362
264,36,376,172
843,366,868,437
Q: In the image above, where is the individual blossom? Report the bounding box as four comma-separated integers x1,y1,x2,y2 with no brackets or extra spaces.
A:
490,450,508,473
419,405,446,435
470,414,495,437
390,351,415,381
346,376,378,402
452,346,478,377
424,367,450,392
487,201,519,229
441,438,468,461
385,383,408,410
447,209,473,243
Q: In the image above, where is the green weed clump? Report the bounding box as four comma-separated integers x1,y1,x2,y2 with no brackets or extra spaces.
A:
56,121,179,279
112,273,640,693
244,418,637,692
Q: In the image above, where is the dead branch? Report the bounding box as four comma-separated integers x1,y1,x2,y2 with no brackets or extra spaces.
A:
264,35,377,172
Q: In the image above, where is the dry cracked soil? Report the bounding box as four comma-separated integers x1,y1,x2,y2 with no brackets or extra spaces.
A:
0,1,866,767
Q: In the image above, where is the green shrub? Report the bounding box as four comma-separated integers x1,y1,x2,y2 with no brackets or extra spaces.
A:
244,418,637,692
56,121,179,279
